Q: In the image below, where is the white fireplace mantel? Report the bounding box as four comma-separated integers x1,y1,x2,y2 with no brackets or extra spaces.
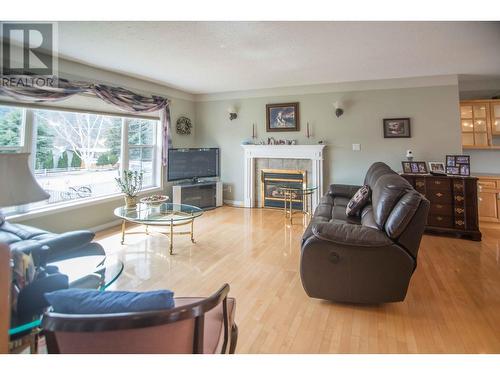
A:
241,144,326,208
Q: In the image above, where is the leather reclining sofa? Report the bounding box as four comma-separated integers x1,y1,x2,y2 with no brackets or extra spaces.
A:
0,213,104,264
300,162,430,303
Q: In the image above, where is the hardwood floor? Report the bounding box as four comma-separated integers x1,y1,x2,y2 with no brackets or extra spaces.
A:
96,206,500,353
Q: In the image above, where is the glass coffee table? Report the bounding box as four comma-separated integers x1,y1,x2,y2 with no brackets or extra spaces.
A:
9,254,124,351
114,202,204,255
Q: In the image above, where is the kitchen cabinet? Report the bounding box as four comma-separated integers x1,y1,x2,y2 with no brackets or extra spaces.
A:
460,99,500,149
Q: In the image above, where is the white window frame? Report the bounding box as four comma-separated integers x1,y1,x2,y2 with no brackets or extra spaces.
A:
2,104,164,220
125,117,159,189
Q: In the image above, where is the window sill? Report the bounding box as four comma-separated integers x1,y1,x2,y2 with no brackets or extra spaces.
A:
7,186,164,223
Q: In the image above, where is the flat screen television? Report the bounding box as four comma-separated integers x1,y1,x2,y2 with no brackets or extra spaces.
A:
167,148,220,181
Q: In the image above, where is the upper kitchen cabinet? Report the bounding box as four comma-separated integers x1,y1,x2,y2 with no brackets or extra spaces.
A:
460,99,500,150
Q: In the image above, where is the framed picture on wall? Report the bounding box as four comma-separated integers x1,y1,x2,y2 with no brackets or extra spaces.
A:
266,102,300,132
383,118,411,138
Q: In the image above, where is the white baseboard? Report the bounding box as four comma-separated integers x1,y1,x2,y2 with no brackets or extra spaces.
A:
223,200,245,207
88,219,123,233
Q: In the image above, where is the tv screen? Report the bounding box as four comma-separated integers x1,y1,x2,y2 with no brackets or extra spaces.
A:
167,148,219,181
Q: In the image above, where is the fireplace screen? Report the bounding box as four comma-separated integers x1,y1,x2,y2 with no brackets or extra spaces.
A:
261,169,306,209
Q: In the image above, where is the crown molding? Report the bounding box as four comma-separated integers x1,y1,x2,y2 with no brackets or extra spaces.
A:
194,75,459,102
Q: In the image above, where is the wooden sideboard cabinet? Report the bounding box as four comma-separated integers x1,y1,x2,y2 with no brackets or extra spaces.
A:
478,176,500,223
401,174,481,241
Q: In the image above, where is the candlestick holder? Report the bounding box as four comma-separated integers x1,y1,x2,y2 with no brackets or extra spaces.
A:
252,123,257,139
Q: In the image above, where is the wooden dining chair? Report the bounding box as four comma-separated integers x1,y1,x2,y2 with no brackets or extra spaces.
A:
41,283,237,354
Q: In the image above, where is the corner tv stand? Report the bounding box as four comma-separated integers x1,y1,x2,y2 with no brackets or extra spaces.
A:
172,181,223,210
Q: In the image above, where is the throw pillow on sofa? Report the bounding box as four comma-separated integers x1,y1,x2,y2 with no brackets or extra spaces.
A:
346,185,371,216
45,288,175,314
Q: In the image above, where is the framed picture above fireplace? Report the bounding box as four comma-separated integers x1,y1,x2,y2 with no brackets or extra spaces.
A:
266,102,300,132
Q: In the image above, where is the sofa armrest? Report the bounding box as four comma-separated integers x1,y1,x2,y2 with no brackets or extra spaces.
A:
311,222,392,247
328,184,362,199
37,230,95,254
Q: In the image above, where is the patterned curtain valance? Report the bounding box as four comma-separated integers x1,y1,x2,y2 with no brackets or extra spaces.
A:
0,76,171,166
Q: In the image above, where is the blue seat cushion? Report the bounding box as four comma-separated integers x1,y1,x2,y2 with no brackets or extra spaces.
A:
45,288,175,314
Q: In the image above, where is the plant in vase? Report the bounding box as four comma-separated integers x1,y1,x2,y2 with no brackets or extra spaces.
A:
115,170,144,208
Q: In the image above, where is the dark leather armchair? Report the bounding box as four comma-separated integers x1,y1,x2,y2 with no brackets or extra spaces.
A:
300,162,429,303
0,215,104,263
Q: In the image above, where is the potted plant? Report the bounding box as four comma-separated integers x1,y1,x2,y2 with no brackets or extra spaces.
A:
115,170,144,208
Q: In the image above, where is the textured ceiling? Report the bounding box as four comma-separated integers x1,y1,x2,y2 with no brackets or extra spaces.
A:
50,21,500,94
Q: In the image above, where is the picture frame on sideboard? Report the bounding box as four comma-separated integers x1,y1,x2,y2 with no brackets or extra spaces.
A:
402,161,428,174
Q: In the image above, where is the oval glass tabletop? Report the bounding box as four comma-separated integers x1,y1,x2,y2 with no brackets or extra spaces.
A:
114,202,204,224
276,185,318,194
9,255,124,337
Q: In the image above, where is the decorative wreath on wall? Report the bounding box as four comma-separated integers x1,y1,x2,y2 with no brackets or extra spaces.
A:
176,116,193,135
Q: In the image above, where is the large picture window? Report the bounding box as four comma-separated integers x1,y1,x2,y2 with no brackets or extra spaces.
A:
0,105,162,216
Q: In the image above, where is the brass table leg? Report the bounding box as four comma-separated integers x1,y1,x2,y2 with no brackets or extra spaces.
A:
191,214,195,243
283,190,288,219
309,193,313,216
145,225,149,235
121,220,126,245
289,191,293,224
169,218,174,255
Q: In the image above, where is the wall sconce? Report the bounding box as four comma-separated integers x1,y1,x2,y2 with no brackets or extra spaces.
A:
333,101,344,118
227,106,238,121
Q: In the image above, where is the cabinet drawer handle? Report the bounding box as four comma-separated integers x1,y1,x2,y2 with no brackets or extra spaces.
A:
436,216,443,221
434,180,442,185
435,192,443,198
436,204,443,209
455,208,464,214
416,181,425,188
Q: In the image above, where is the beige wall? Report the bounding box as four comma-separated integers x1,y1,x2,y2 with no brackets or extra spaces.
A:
16,199,124,233
468,150,500,174
8,68,469,231
195,85,462,204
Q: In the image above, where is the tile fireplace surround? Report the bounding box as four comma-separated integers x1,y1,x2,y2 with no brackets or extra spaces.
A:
241,145,326,208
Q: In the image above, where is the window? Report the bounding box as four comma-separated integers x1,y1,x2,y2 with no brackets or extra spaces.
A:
1,105,162,216
128,118,157,188
0,105,24,151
